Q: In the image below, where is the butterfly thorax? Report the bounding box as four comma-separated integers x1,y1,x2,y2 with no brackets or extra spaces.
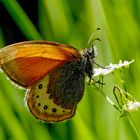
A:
81,45,96,82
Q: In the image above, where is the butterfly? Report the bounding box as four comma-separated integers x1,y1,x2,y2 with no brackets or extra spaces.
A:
0,41,96,122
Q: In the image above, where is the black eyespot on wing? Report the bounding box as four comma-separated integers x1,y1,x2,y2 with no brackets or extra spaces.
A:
38,84,42,89
36,95,39,98
52,108,57,113
44,105,48,110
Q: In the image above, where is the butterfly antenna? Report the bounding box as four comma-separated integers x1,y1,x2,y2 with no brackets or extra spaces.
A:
87,28,101,46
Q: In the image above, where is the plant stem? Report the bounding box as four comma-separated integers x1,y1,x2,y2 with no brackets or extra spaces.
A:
94,85,140,139
128,115,140,140
94,85,121,112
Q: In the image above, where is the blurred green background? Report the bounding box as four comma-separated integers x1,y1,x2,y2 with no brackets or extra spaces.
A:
0,0,140,140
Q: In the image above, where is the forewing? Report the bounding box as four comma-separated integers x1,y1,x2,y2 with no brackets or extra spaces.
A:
0,41,80,87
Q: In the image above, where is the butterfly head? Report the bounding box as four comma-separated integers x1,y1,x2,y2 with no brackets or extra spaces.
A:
83,45,97,59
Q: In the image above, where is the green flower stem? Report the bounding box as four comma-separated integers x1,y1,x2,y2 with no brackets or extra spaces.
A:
94,84,140,139
94,84,121,112
127,115,140,140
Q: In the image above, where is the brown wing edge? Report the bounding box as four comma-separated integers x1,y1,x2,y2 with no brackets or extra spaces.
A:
2,40,79,51
0,40,80,66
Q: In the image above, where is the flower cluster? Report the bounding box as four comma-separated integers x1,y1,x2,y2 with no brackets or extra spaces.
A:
113,85,140,115
93,60,134,77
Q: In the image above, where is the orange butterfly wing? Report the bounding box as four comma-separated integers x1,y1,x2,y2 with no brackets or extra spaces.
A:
0,41,80,87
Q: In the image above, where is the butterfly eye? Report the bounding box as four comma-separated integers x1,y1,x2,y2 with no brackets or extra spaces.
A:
88,52,92,56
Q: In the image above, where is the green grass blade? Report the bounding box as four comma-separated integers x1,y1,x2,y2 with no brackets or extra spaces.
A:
1,0,42,40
